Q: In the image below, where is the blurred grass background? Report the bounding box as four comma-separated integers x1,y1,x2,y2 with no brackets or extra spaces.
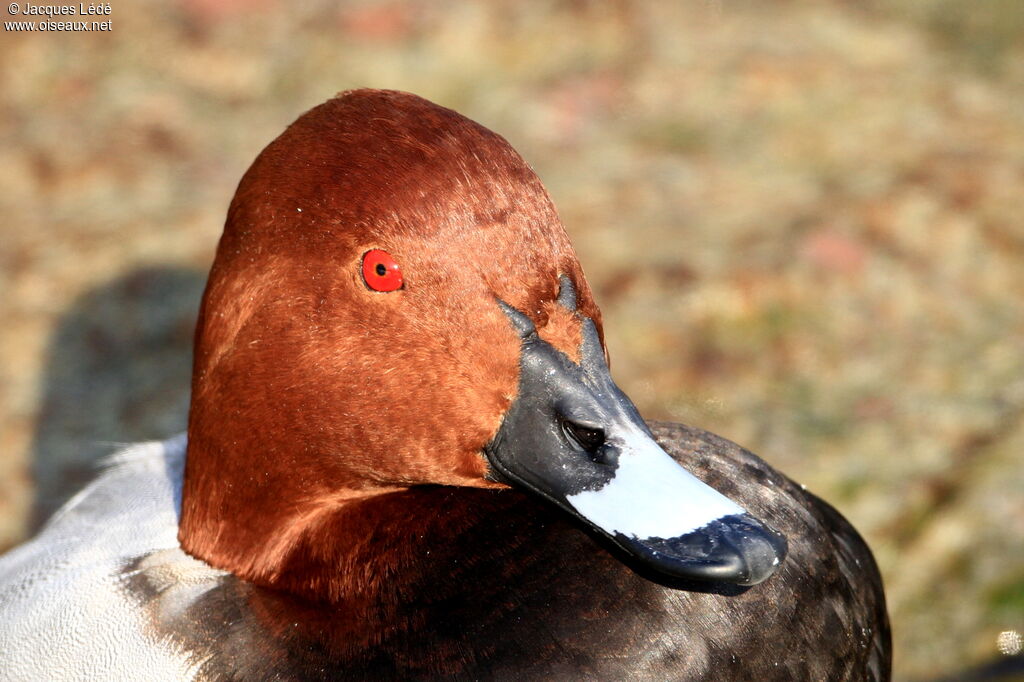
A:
1,1,1023,679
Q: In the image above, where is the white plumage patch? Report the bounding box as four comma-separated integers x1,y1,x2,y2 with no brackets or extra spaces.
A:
0,435,223,681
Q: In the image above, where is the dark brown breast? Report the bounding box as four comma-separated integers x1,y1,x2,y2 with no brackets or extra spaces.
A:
125,421,890,681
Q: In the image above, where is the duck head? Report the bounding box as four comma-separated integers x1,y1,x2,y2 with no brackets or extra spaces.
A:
179,90,785,602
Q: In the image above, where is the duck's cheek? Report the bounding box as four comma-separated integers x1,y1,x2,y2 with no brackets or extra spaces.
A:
313,302,521,489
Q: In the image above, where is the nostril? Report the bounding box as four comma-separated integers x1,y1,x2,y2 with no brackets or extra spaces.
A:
588,444,615,465
561,420,606,460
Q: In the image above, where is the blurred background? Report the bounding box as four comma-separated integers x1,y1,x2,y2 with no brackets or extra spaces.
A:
1,1,1023,679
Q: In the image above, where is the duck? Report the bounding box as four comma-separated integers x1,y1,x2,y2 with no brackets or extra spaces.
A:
0,89,890,681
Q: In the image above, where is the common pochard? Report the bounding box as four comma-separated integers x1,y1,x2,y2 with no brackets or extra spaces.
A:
0,89,890,681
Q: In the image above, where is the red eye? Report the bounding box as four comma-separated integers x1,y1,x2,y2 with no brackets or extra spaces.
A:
361,249,404,292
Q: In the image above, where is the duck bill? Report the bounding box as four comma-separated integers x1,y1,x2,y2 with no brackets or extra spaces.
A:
562,432,785,586
486,295,786,587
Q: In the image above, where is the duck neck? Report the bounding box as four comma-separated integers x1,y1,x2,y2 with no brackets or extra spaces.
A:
179,473,523,606
260,487,461,604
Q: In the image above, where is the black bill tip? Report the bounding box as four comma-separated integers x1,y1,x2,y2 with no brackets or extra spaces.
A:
616,513,787,586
